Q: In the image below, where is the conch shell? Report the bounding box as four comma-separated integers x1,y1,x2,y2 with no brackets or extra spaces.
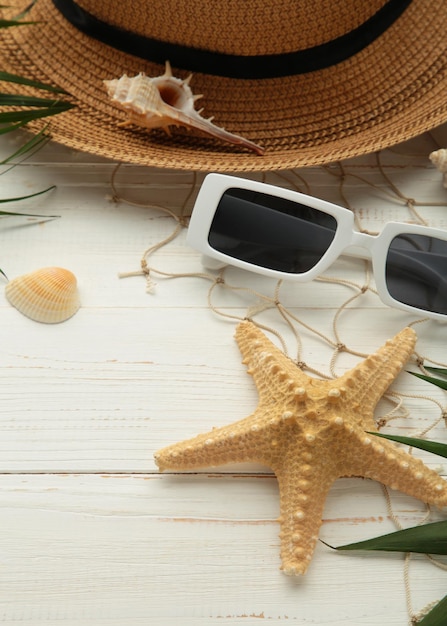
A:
5,267,80,323
104,62,264,155
429,148,447,187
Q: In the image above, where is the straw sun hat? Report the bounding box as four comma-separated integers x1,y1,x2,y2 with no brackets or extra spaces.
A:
2,0,447,172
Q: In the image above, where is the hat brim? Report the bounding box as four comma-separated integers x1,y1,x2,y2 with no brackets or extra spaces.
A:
2,0,447,172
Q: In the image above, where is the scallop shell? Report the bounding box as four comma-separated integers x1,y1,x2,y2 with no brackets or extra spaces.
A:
104,61,264,155
5,267,80,323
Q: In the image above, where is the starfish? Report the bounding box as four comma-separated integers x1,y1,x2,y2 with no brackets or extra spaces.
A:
154,321,447,575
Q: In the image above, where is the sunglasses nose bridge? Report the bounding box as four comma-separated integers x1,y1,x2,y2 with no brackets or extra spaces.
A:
341,230,375,261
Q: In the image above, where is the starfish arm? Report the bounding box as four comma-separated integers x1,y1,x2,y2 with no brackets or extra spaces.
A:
235,321,311,404
154,409,279,472
341,427,447,508
275,465,334,576
338,327,416,416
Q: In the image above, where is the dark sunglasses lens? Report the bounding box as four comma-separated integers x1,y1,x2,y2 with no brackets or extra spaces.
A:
386,234,447,314
208,188,337,273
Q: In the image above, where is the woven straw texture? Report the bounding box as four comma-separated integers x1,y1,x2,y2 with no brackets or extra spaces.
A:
1,0,447,172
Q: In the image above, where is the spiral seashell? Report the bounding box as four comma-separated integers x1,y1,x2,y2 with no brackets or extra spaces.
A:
104,61,264,155
5,267,80,323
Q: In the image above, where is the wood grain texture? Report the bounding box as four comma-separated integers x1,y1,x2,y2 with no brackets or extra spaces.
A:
0,128,446,624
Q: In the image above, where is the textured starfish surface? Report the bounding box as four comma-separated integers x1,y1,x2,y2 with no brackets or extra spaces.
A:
154,321,447,575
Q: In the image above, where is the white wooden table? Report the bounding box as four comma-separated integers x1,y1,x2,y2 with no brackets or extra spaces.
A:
1,126,447,625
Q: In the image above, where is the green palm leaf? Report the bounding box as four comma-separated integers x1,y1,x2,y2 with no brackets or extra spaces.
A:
0,9,73,133
0,72,68,94
417,595,447,626
0,125,49,163
327,520,447,554
326,522,447,623
0,3,65,269
425,367,447,377
0,186,56,204
368,432,447,459
369,367,447,458
0,102,74,126
0,18,36,28
0,94,70,107
408,371,447,391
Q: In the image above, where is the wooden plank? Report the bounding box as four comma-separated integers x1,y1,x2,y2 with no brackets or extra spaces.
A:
0,473,444,625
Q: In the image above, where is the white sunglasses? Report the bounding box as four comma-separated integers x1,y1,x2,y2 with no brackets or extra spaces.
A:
187,173,447,321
